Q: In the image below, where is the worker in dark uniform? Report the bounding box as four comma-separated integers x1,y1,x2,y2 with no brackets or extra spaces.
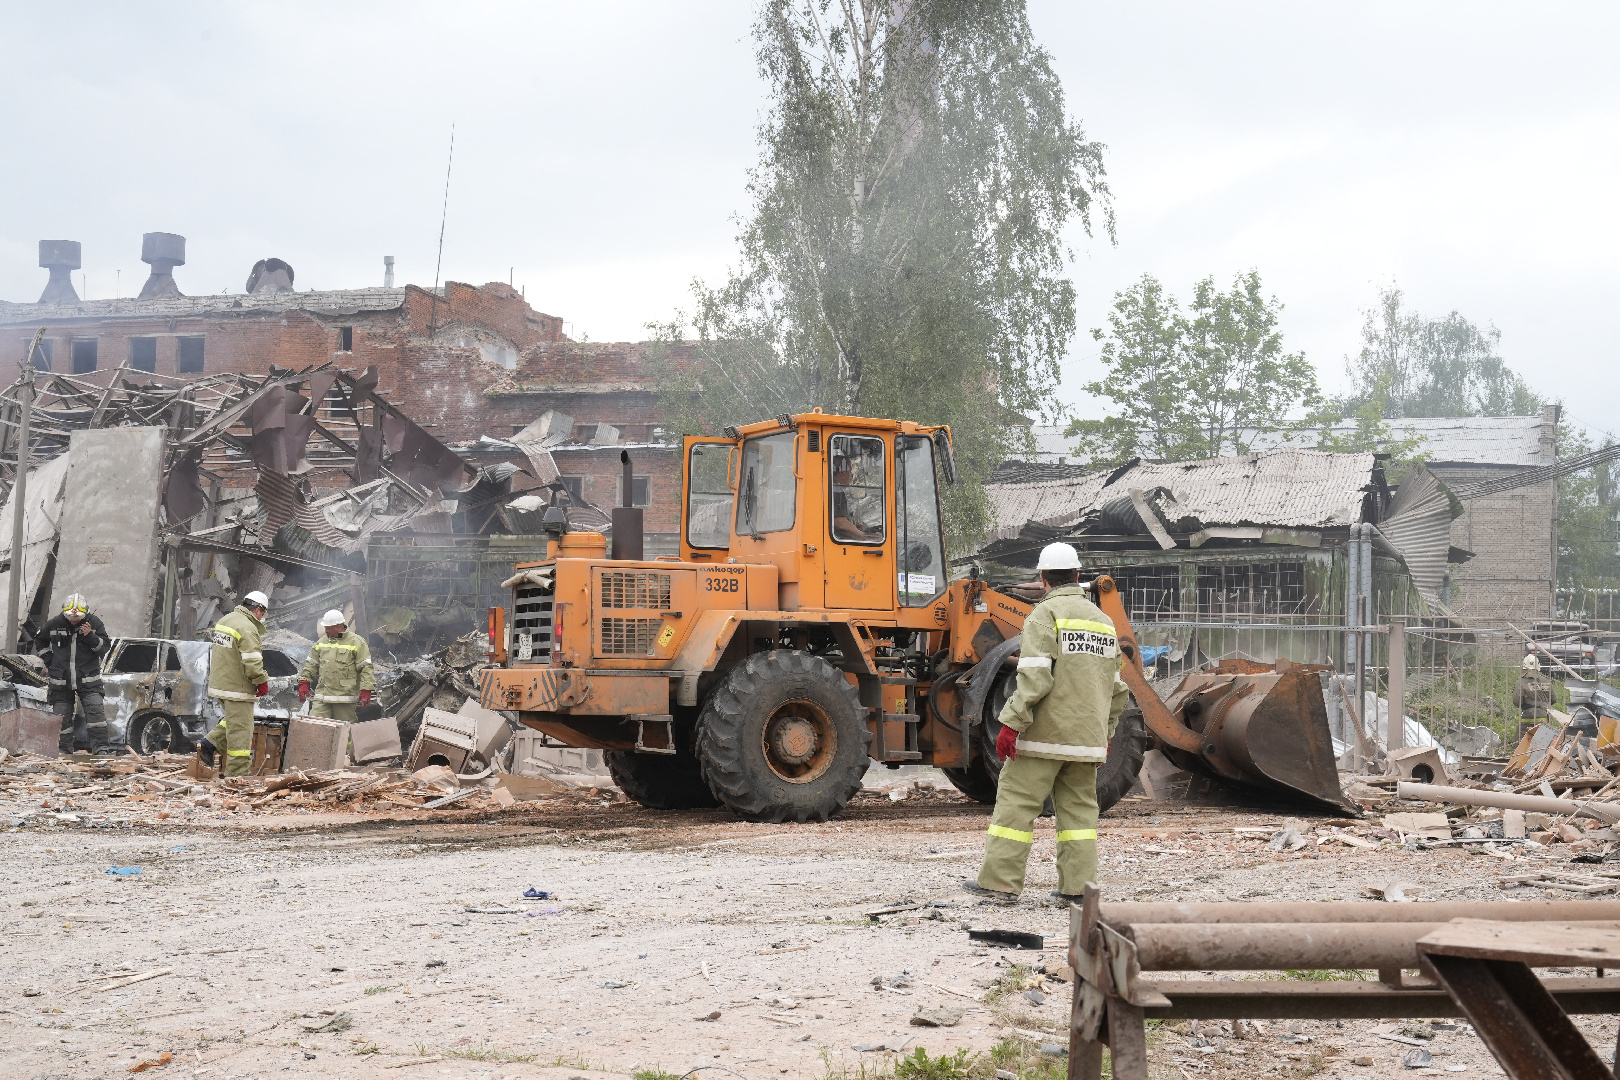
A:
38,593,111,754
964,543,1128,904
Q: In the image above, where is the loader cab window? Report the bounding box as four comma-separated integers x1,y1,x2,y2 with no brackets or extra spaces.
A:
896,435,947,604
686,440,734,549
736,431,797,537
829,435,885,545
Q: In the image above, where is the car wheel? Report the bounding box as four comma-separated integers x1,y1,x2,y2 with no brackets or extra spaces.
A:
128,711,182,756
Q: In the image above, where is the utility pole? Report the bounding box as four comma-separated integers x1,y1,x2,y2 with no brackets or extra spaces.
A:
8,330,40,649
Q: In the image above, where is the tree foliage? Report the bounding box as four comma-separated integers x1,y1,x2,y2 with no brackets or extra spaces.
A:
654,0,1111,552
1066,271,1319,464
1340,286,1540,419
1557,425,1620,591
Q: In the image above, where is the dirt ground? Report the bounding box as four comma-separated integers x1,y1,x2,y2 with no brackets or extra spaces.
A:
4,778,1619,1080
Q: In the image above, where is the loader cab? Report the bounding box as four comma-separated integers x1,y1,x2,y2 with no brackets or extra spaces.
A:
679,412,953,617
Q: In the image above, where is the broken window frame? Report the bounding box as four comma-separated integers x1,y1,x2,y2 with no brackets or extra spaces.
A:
1195,560,1311,617
617,474,651,508
176,336,204,374
128,337,158,374
556,476,586,504
70,338,97,374
338,326,354,352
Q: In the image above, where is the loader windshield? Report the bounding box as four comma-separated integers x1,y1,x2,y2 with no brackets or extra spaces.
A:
736,431,797,536
895,435,947,605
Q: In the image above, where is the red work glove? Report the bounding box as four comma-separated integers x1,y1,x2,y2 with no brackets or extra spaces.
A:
255,682,270,698
359,690,373,707
297,680,311,702
996,725,1019,762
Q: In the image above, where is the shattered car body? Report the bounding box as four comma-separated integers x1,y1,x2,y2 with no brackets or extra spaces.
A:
91,638,306,754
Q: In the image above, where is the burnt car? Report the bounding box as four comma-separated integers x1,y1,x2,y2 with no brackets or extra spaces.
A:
98,637,306,754
1525,620,1598,676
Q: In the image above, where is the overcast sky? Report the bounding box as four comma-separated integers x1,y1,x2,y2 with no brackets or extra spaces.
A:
4,3,1615,445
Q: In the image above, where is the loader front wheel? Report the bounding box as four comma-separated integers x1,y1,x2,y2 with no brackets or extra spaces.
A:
696,650,871,823
606,749,721,810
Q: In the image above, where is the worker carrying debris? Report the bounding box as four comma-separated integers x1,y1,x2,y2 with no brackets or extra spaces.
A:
298,609,375,723
965,543,1128,904
199,590,271,776
38,593,110,754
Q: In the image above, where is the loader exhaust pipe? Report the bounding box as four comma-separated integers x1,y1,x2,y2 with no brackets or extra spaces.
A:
611,449,644,560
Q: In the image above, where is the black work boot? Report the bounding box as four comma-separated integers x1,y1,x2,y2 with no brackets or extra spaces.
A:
961,879,1018,903
196,738,217,768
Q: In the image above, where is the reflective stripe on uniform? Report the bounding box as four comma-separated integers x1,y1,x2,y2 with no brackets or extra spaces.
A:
1056,829,1098,842
987,824,1034,844
212,624,241,641
1017,656,1052,670
316,642,359,651
315,694,358,703
239,651,262,661
208,688,256,701
226,749,252,757
1054,618,1116,636
1014,737,1107,759
359,658,374,666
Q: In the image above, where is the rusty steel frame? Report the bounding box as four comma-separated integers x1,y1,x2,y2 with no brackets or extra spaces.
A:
1069,887,1620,1080
1420,953,1614,1080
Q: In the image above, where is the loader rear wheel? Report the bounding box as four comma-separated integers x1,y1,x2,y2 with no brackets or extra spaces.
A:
696,650,871,823
605,749,721,810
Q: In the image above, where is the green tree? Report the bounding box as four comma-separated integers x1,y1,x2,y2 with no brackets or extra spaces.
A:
1066,271,1319,464
1313,372,1429,482
654,0,1111,552
1341,286,1540,418
1557,425,1620,591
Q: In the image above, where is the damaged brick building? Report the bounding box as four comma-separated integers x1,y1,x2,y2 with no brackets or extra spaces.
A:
1,235,687,553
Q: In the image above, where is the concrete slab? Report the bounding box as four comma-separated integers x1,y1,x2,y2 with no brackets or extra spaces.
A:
50,428,166,637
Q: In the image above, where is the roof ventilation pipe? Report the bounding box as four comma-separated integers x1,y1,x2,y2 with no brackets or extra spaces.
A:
245,258,295,295
136,232,186,300
383,256,395,287
37,241,81,304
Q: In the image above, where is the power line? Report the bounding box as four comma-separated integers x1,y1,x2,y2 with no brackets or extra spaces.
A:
426,123,456,338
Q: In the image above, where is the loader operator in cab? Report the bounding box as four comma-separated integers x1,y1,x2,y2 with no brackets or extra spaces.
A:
831,455,883,543
964,542,1128,904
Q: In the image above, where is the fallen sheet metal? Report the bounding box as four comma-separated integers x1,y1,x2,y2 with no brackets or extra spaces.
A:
50,427,166,637
0,455,69,632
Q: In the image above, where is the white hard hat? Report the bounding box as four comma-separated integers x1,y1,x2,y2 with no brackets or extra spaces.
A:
61,593,90,616
319,609,347,629
243,590,270,609
1036,542,1082,572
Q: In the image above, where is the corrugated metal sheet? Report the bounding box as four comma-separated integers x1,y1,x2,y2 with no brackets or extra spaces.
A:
1252,416,1550,466
985,449,1376,543
1378,466,1463,601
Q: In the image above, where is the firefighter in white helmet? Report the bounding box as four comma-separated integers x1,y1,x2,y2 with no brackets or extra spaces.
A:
200,590,271,776
964,542,1128,904
298,609,375,724
37,593,111,754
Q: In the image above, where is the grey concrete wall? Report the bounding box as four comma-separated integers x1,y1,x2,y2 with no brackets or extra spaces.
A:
50,427,165,638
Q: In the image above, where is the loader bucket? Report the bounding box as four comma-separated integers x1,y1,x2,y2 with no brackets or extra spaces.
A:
1160,659,1357,815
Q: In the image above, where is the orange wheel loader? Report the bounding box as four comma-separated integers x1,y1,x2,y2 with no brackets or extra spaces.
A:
477,413,1354,822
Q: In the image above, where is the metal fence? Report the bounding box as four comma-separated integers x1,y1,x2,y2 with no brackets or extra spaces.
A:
1126,612,1586,763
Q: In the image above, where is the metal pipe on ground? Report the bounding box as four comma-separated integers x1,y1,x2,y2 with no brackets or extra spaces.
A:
1103,900,1620,926
1125,919,1620,973
1395,781,1620,824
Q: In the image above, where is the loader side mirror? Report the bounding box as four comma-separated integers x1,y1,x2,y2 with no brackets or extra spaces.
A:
933,429,957,484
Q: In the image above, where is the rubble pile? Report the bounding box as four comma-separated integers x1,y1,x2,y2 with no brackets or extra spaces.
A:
0,748,623,829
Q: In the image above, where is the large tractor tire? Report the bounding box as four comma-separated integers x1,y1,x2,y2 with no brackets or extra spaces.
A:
696,650,872,823
606,749,721,810
966,673,1147,815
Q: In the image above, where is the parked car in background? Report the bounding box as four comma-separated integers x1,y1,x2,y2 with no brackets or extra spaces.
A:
1525,620,1598,675
92,637,306,754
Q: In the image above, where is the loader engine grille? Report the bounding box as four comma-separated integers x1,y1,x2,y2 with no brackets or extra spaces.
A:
600,571,672,610
512,576,554,663
600,617,661,656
